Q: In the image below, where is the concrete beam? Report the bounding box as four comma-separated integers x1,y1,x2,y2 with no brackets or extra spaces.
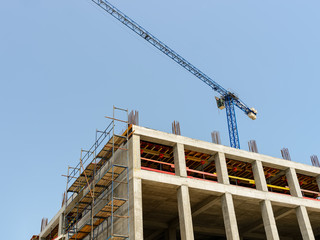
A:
274,208,295,220
221,193,240,240
183,225,289,240
286,168,302,197
252,160,268,192
192,225,226,237
169,196,220,228
192,196,220,218
260,200,280,240
146,215,290,240
241,208,294,235
177,185,194,240
137,170,320,211
295,206,315,240
215,152,230,184
174,143,187,177
145,230,163,240
193,226,280,240
144,220,168,229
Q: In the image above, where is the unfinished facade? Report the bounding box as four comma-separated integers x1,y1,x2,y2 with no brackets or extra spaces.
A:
34,122,320,240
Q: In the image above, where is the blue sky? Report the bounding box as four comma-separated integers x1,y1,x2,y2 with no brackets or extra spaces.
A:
0,0,319,239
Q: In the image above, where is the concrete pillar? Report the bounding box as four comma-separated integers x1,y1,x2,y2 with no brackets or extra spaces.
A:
177,185,194,240
168,226,177,240
221,192,240,240
129,135,143,240
58,213,64,236
215,152,229,184
174,143,187,177
260,200,280,240
129,178,144,240
252,160,268,192
285,168,302,197
295,206,315,240
130,135,141,172
252,160,279,239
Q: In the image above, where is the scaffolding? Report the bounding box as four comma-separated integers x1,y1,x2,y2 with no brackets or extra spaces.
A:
64,106,131,240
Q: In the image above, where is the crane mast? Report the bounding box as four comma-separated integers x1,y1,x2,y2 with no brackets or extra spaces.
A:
91,0,257,148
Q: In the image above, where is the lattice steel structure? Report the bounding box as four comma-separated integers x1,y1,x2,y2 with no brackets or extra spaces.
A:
90,0,257,149
64,106,130,240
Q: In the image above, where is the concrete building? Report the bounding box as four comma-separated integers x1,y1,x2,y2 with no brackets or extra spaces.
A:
33,124,320,240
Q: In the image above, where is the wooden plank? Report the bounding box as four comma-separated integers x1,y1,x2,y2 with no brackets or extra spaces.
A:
68,199,127,240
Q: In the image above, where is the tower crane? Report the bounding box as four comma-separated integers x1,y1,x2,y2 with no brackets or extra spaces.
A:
90,0,258,149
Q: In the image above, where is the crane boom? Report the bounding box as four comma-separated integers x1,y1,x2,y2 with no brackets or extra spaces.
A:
91,0,257,148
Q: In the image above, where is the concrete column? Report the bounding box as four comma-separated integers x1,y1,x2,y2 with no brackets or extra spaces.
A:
130,135,141,171
129,178,144,240
285,168,302,197
174,143,187,177
260,200,280,240
252,162,280,240
295,206,315,240
252,160,268,192
221,192,240,240
177,185,194,240
129,134,143,240
58,213,64,236
215,152,229,184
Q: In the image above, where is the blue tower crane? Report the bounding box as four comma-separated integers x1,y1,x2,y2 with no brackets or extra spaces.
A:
90,0,258,149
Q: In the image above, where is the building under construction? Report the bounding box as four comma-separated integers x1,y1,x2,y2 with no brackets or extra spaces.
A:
31,108,320,240
28,1,320,240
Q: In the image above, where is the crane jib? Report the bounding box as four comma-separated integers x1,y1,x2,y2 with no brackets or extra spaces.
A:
92,0,254,115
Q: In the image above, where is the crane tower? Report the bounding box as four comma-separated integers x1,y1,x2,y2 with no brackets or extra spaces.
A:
91,0,257,148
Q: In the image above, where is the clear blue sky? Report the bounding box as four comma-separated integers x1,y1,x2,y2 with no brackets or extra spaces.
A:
1,0,319,239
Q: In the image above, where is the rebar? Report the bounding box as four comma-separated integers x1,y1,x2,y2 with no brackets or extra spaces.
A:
248,140,258,153
281,148,291,161
172,121,181,135
311,155,320,167
211,131,221,144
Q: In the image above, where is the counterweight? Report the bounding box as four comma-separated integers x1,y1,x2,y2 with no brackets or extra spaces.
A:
91,0,257,148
